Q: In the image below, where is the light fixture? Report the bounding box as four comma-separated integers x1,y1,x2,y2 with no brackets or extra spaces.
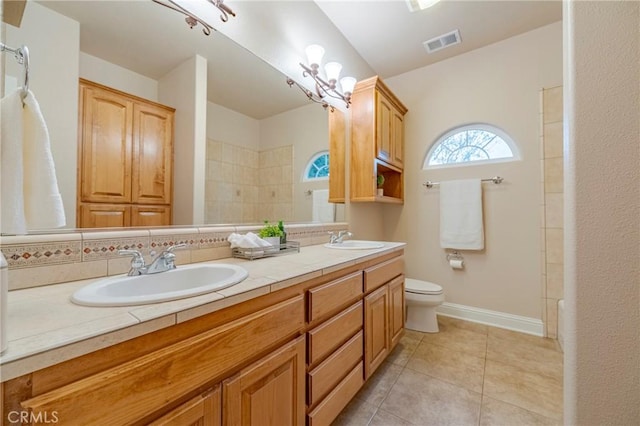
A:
152,0,236,36
287,44,356,110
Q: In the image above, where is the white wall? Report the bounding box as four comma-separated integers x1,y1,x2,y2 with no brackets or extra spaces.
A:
207,102,259,149
79,52,158,101
158,55,208,225
564,1,640,423
259,103,342,222
383,22,562,320
5,2,79,229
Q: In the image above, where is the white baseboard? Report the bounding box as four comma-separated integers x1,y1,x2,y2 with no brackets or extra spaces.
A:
436,302,544,336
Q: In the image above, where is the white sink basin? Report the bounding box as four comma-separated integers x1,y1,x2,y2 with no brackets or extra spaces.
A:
71,264,249,307
324,240,385,250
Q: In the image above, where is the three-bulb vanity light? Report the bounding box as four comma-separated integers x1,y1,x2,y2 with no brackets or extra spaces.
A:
152,0,236,36
287,44,357,111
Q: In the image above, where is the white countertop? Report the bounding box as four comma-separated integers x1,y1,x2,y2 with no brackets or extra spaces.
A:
0,242,404,382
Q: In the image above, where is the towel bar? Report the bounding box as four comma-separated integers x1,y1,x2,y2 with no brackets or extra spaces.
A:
423,176,504,189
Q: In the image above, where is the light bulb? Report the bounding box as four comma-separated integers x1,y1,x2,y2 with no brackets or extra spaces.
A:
324,62,342,82
305,45,325,68
340,77,357,94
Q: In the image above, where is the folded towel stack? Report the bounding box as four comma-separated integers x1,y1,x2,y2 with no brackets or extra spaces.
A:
227,232,272,249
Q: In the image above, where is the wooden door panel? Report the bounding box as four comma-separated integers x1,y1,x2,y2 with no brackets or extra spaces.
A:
80,85,133,203
131,205,171,227
132,104,173,205
376,94,392,163
388,275,405,350
222,336,305,426
364,285,389,379
148,386,220,426
392,109,404,168
79,203,130,228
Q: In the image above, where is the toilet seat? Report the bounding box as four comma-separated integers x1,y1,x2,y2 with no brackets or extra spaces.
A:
405,278,443,295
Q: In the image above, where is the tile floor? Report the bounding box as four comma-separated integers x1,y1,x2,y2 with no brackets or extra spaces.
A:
333,316,563,426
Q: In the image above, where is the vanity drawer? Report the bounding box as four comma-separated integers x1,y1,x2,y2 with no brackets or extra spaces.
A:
308,271,363,323
307,362,364,426
308,330,363,407
364,256,404,293
307,301,363,366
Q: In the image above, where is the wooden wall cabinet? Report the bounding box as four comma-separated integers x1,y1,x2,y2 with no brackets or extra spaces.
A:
350,76,408,203
328,109,346,203
77,79,174,228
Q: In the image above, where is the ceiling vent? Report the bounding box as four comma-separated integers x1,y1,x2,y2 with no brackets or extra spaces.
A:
423,29,461,54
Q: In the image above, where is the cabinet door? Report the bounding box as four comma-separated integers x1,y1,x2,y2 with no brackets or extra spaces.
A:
132,103,173,205
223,336,305,426
388,276,405,350
376,94,392,164
328,109,346,203
364,285,389,379
79,203,130,228
148,386,220,426
79,85,133,203
131,205,171,227
391,109,404,168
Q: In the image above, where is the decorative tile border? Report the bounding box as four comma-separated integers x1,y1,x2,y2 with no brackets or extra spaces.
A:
1,241,82,269
2,222,350,288
82,238,149,262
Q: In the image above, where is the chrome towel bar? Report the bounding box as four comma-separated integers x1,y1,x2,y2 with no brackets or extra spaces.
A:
423,176,504,189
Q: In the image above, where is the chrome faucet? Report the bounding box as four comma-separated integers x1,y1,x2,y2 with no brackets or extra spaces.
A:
328,230,352,244
118,243,186,276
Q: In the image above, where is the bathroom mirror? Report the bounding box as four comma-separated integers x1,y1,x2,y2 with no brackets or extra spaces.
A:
2,0,345,231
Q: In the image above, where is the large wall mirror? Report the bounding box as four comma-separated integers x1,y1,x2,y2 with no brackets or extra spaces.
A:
2,0,345,232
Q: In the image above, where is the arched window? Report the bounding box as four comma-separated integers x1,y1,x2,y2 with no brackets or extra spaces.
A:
424,124,519,168
303,151,330,181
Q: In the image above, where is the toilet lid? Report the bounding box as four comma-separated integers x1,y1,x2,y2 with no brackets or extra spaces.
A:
405,278,443,295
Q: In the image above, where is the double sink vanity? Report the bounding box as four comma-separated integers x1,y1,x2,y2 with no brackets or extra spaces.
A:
1,239,405,425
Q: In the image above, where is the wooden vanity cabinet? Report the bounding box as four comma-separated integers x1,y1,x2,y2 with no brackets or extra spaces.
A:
363,257,405,379
3,251,405,426
77,79,174,228
350,76,408,204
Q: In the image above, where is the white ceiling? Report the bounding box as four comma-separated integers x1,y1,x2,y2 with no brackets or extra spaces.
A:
38,0,561,118
316,0,562,78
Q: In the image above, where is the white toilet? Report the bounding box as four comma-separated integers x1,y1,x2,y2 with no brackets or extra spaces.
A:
405,278,444,333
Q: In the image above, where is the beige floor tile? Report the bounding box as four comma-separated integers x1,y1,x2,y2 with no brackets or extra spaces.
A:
402,329,426,342
421,322,488,357
331,397,378,426
438,315,489,335
386,333,421,367
480,396,561,426
369,408,414,425
484,360,563,420
487,333,563,380
487,327,559,351
380,369,481,426
356,361,403,407
406,340,486,393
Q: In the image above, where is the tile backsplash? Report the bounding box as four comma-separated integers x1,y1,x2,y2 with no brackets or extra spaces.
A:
1,222,348,291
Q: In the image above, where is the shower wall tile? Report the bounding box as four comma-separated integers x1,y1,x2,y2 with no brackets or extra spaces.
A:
545,193,564,229
543,122,563,159
546,264,564,300
545,229,564,265
544,157,564,193
543,86,563,124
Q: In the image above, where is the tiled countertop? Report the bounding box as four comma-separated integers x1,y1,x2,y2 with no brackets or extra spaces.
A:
0,242,405,382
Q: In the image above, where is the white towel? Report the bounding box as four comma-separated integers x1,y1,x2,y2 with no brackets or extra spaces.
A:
312,189,335,223
440,179,484,250
227,232,272,249
1,89,66,234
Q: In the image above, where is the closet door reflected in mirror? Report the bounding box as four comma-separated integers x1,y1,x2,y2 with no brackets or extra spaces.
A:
77,79,174,228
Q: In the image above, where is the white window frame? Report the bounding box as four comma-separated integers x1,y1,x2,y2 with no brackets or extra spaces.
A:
302,150,330,182
423,123,521,170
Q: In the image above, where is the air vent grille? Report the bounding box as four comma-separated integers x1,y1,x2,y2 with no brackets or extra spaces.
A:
423,29,461,54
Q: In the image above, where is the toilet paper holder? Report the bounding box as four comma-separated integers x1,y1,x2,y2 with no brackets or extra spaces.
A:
446,251,463,261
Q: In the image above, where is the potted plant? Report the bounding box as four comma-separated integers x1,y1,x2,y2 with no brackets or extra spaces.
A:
376,174,385,196
258,220,284,249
